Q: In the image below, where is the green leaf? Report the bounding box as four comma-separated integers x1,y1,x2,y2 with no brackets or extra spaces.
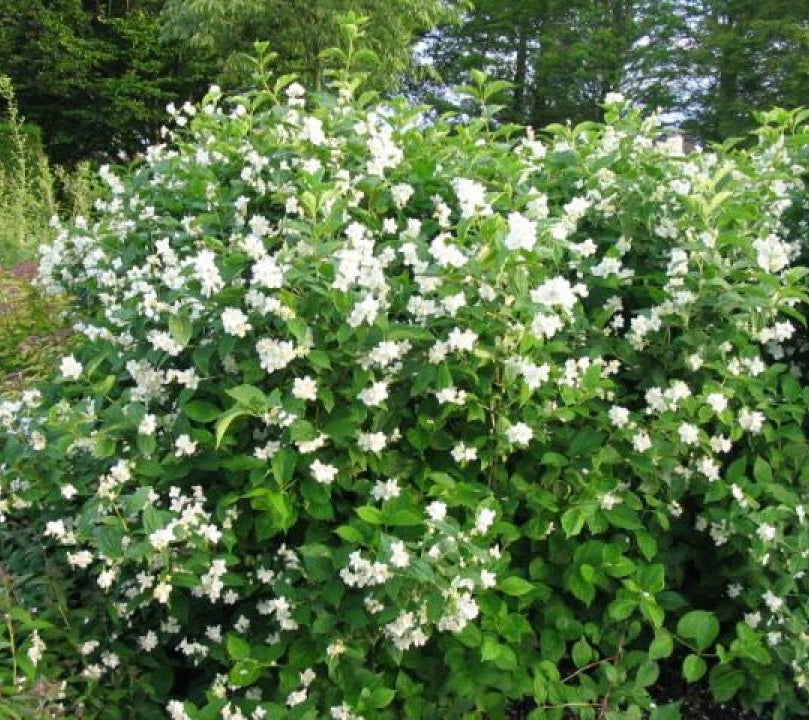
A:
499,576,534,596
226,634,250,661
561,507,586,537
638,564,665,594
649,631,674,660
368,687,395,709
168,315,192,349
271,449,297,486
606,504,642,530
481,637,518,670
567,569,595,606
709,664,745,702
383,508,424,526
753,457,772,485
635,531,658,561
230,659,261,687
640,596,665,628
569,430,605,456
608,593,636,621
571,639,591,668
184,400,220,423
540,452,568,467
226,384,268,412
215,407,250,447
683,654,707,683
356,506,384,524
636,660,659,687
252,489,297,532
677,610,720,651
650,701,681,720
334,525,364,544
308,349,331,369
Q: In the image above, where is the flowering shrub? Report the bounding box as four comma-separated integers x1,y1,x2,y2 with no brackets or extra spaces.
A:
2,31,809,720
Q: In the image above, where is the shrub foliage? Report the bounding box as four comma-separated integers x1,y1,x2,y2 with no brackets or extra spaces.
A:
2,31,809,720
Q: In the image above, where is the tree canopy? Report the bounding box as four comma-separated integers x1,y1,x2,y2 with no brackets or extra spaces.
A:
1,0,808,162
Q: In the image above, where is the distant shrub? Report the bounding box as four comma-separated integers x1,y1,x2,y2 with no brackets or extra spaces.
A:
0,121,43,173
0,75,98,265
2,29,809,720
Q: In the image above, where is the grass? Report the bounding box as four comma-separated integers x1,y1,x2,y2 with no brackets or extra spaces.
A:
0,74,97,267
0,76,86,393
0,265,69,395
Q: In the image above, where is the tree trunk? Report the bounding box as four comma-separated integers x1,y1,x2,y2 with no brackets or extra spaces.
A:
512,22,529,121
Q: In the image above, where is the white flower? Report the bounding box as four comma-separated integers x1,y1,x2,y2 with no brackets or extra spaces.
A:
221,308,252,337
193,250,223,296
426,501,447,522
706,393,728,413
358,381,388,407
358,432,387,453
174,434,198,457
256,338,297,374
389,540,410,568
154,582,172,604
60,355,83,380
604,91,625,105
139,631,159,652
447,327,478,352
739,407,765,433
67,550,93,568
451,442,478,463
370,478,400,502
608,406,630,428
27,630,45,666
506,422,533,446
391,183,414,208
80,640,100,655
531,276,578,313
252,256,285,288
292,376,318,401
475,508,496,534
710,434,732,454
678,423,700,446
757,524,776,543
504,211,537,252
97,569,116,590
286,689,308,707
452,178,489,218
286,82,305,100
480,570,497,589
311,459,338,485
632,431,652,453
697,456,720,482
763,589,783,613
531,312,563,339
139,413,157,435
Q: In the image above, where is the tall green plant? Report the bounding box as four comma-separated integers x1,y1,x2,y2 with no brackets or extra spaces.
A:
0,75,56,265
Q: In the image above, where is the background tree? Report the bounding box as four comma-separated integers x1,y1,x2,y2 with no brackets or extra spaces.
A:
0,0,215,164
421,0,809,140
684,0,809,139
159,0,464,91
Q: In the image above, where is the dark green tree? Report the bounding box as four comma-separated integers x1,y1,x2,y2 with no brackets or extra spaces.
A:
685,0,809,139
422,0,809,141
0,0,216,164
